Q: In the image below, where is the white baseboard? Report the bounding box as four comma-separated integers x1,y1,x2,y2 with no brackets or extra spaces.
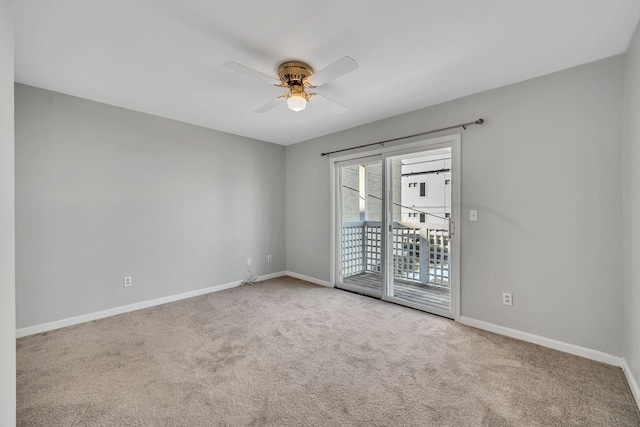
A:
285,271,332,288
257,271,286,281
458,316,624,367
622,359,640,410
16,271,286,338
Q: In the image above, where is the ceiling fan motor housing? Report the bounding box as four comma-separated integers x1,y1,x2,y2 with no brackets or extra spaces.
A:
278,61,313,85
278,61,314,99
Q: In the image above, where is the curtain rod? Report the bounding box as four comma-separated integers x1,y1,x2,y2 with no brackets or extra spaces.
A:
320,118,484,157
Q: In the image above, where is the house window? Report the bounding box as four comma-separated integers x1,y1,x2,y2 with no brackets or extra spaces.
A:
445,213,450,218
408,213,417,218
408,182,417,188
419,213,426,223
420,182,426,197
445,179,451,185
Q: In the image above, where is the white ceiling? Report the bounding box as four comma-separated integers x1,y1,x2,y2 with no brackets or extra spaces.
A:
15,1,640,145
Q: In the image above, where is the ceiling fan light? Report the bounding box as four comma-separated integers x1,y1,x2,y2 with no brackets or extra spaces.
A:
287,95,307,112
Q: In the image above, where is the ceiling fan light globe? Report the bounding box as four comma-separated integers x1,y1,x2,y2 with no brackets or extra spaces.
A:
287,95,307,112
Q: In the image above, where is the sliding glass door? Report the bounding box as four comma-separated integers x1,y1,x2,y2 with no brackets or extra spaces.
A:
385,147,454,316
334,137,459,319
336,156,383,298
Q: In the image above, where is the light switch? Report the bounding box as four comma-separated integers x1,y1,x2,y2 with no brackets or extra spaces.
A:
469,210,478,221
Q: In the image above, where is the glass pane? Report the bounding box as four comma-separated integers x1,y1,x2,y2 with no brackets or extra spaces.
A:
389,148,452,311
339,160,383,296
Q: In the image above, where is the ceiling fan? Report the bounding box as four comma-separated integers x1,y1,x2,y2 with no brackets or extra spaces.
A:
223,56,358,114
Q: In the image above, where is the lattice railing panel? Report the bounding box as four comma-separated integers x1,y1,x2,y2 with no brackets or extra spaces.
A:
340,222,450,288
341,223,364,278
391,227,421,281
427,229,450,287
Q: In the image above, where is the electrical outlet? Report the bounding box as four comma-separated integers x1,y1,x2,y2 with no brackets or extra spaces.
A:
267,254,272,262
247,257,252,266
123,276,133,287
503,292,512,306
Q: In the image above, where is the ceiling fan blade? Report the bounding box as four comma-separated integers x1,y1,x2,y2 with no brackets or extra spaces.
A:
313,94,347,114
254,96,284,113
307,56,358,87
223,61,280,85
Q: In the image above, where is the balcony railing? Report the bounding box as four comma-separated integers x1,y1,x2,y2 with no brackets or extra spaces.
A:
341,221,450,287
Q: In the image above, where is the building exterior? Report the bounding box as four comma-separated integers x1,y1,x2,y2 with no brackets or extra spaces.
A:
400,152,451,229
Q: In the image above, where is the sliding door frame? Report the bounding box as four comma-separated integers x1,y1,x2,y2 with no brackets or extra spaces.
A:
330,134,461,320
381,140,461,320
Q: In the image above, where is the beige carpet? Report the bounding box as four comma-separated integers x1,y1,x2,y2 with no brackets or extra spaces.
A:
17,277,640,426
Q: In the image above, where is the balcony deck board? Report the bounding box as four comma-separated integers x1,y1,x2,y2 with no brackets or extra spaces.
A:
342,272,450,311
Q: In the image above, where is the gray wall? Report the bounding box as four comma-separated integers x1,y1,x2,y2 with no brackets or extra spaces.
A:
286,56,624,356
624,23,640,393
0,0,15,423
15,84,286,329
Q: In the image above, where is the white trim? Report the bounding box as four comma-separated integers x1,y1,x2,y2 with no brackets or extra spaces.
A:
257,271,287,281
16,271,286,338
458,316,624,367
328,156,339,288
285,271,332,287
622,358,640,410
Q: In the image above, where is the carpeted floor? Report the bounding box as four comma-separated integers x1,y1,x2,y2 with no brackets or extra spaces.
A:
17,277,640,426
